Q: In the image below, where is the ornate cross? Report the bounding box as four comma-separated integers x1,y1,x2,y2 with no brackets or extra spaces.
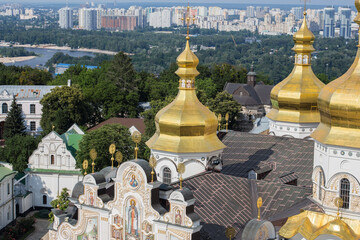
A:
182,3,196,38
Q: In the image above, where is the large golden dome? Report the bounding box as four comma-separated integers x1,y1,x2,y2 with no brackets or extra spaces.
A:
267,13,325,123
146,37,226,153
311,0,360,148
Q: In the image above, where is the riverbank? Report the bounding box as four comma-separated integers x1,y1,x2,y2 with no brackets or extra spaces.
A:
0,42,119,55
0,55,37,63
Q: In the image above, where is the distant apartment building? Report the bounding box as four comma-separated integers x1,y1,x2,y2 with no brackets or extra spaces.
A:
323,7,335,38
291,7,303,20
101,15,137,31
339,7,351,39
79,8,97,30
58,7,73,29
246,6,255,18
149,9,172,28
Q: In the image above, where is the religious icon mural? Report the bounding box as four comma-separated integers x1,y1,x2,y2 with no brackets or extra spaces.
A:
142,221,152,234
129,174,139,188
144,234,154,240
175,210,182,225
111,225,123,240
126,199,140,240
89,191,94,206
77,217,98,240
114,215,123,228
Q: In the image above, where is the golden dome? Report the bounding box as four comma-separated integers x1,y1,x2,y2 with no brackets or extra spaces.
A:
146,38,226,153
267,13,324,123
311,1,360,148
311,219,357,240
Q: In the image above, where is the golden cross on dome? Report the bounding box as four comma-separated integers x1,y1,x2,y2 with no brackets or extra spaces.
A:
301,0,310,12
182,3,196,39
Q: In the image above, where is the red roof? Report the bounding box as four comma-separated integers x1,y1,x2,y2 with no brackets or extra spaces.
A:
88,117,146,134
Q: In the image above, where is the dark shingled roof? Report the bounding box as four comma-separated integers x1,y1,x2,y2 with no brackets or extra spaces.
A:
221,131,314,187
174,131,316,239
88,117,146,134
224,82,273,106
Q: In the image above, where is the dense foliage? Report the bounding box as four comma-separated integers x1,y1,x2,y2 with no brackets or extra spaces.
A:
40,86,89,134
0,17,356,81
2,216,35,240
0,135,39,172
0,47,37,57
0,63,52,85
45,52,113,69
76,124,137,172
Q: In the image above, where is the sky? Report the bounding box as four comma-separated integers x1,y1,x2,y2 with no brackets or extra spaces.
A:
9,0,356,5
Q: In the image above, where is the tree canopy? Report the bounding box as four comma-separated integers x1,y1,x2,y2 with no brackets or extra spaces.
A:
40,86,89,135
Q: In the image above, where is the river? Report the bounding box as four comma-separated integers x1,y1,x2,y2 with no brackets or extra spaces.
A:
3,47,95,68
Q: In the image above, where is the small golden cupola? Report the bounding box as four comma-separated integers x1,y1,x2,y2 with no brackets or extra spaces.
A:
267,12,325,139
146,36,225,153
311,0,360,148
146,5,225,184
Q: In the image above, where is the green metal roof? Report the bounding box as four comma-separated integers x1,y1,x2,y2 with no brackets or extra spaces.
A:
25,168,81,175
60,133,83,158
0,166,16,182
14,172,26,185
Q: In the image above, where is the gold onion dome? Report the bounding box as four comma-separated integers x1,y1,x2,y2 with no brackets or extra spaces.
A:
146,37,225,153
311,0,360,148
267,13,324,123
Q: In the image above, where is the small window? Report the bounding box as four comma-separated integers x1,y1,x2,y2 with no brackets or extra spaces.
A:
30,104,35,114
340,178,350,209
318,171,323,201
30,121,36,131
50,155,55,165
7,210,10,220
17,104,22,111
163,167,172,185
7,183,10,195
2,103,8,114
43,195,47,205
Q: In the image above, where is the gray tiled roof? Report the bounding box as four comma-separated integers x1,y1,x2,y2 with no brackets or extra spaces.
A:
224,83,273,106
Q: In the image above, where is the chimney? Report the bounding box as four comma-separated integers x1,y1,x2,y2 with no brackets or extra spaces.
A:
247,65,257,87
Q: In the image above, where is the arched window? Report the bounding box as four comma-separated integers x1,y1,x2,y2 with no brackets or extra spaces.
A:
43,195,47,205
50,155,55,165
163,167,172,185
318,171,323,201
2,103,8,114
340,178,350,209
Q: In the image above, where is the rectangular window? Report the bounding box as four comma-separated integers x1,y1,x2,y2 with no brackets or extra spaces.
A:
30,121,36,131
17,104,22,111
7,210,10,220
30,104,35,114
7,183,10,195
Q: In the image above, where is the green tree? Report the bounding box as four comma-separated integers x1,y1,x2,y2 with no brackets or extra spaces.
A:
207,91,242,129
40,86,90,135
141,97,175,138
0,135,39,172
3,96,26,139
49,188,70,223
76,124,137,172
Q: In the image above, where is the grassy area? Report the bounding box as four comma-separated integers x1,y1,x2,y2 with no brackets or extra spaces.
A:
34,209,50,219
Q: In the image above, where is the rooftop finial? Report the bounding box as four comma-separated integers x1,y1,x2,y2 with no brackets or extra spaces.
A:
182,2,196,40
301,0,309,13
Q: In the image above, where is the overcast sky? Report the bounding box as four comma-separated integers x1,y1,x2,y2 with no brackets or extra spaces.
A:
9,0,356,5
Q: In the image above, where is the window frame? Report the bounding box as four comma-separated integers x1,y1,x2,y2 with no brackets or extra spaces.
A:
163,167,172,185
30,104,35,114
340,178,350,209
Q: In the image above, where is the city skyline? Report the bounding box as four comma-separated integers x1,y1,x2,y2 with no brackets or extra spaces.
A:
7,0,356,6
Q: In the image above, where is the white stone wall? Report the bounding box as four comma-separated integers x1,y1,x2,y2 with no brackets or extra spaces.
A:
151,149,222,183
269,119,318,139
28,132,77,171
0,174,15,230
312,140,360,219
27,173,82,207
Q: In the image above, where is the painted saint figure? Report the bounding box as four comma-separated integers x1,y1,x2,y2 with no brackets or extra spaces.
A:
127,200,139,237
175,210,182,225
89,192,94,206
129,175,138,188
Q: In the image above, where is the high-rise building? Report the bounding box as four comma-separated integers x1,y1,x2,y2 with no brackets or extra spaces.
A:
246,6,255,18
339,7,351,39
79,8,97,30
291,7,303,20
101,15,138,31
58,7,73,29
198,6,208,17
149,9,172,28
323,7,335,38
